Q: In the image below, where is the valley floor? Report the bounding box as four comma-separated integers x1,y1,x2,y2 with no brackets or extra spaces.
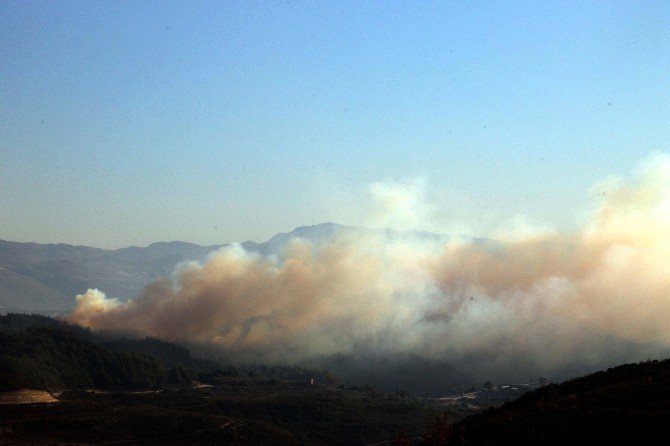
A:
0,378,472,445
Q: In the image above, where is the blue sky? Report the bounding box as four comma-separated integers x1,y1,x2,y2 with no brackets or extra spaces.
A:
1,1,668,247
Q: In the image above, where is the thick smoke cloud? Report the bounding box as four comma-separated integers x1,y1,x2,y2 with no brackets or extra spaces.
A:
67,153,670,380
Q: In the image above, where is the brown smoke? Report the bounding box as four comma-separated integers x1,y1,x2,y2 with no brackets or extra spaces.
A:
67,153,670,376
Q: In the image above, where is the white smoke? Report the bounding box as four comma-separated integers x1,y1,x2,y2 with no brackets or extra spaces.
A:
67,153,670,379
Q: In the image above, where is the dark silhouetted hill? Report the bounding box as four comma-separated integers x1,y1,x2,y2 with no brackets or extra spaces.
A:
423,359,670,445
0,314,336,393
0,326,167,391
0,314,220,391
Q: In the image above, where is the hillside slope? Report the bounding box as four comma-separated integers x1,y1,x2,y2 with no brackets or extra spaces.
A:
425,359,670,445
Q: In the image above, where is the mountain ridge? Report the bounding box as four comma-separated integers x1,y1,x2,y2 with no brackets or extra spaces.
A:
1,223,458,314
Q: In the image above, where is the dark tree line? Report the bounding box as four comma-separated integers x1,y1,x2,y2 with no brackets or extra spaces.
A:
0,314,339,392
0,327,167,391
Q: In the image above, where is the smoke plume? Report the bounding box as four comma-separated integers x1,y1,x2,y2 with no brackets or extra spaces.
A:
67,153,670,381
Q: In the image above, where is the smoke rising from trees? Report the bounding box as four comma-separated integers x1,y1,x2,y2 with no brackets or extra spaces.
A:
67,153,670,380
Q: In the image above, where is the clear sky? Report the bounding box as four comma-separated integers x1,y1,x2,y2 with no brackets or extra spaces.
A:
1,1,668,248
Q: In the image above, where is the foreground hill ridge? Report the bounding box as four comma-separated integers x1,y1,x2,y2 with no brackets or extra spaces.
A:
423,358,670,445
0,223,460,314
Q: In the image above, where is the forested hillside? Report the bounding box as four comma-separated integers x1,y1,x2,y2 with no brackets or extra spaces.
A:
0,314,336,392
423,359,670,445
0,327,167,391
